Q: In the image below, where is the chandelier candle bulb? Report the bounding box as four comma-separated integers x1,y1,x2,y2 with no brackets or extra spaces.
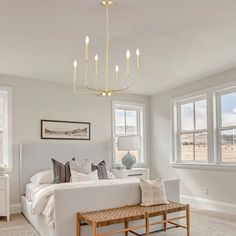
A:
95,54,98,75
85,36,89,61
115,65,119,87
136,49,140,71
126,50,131,77
73,60,77,82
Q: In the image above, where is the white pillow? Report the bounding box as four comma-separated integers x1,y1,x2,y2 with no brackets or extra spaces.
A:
139,178,168,206
30,170,53,184
107,170,116,179
70,158,91,174
71,170,99,182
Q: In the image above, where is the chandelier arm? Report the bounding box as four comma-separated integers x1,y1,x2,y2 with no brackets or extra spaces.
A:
113,92,141,96
109,86,129,92
73,84,98,94
86,86,129,93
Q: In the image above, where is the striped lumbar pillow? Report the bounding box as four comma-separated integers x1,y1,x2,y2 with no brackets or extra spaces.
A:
51,158,71,184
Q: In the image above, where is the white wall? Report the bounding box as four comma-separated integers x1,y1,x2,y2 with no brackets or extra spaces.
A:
150,68,236,207
0,74,150,211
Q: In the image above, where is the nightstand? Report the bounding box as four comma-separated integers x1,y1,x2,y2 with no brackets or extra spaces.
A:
0,174,10,221
112,168,149,179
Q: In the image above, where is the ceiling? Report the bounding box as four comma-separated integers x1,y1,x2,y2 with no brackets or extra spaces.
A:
0,0,236,95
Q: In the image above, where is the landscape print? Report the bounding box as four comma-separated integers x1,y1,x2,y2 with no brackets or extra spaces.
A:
41,120,90,140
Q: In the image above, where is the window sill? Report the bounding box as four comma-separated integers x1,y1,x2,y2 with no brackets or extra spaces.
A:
171,162,236,172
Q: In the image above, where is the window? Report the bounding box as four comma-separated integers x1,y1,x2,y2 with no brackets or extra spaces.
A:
112,101,145,166
177,97,208,162
218,90,236,163
0,87,12,170
172,82,236,169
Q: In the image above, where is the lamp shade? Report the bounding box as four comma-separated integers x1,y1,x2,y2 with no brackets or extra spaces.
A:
117,136,140,151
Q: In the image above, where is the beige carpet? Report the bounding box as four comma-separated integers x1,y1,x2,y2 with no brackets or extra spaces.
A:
0,210,236,236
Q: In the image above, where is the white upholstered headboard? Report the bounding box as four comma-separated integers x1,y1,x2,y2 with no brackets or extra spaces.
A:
20,143,111,195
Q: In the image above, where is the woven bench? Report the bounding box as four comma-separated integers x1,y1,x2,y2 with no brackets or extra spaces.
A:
77,202,190,236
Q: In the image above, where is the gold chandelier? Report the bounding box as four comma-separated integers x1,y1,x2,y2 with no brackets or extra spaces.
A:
72,0,141,97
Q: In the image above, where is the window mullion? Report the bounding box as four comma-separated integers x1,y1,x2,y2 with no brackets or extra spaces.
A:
124,109,127,134
193,102,196,161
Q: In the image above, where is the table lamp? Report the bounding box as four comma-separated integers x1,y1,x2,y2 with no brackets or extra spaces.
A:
117,136,140,169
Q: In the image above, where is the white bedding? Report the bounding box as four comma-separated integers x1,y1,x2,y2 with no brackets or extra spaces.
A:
28,178,140,228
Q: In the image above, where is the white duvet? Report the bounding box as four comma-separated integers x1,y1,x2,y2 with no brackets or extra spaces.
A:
29,178,139,228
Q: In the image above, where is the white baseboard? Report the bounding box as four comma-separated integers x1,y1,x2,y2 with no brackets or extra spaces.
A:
10,203,21,214
181,195,236,215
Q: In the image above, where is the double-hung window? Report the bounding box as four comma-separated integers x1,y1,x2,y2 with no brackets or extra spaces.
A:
0,87,13,171
175,96,208,163
112,101,145,166
172,82,236,169
217,89,236,163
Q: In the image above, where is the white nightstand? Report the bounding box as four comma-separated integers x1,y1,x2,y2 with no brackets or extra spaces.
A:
0,174,10,221
112,168,149,179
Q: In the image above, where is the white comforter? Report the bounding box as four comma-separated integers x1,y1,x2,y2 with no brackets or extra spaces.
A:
29,178,139,227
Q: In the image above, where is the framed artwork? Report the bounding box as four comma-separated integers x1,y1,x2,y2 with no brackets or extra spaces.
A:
41,120,90,140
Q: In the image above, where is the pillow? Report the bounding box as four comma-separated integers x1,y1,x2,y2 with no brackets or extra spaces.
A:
51,158,71,184
30,170,52,184
139,178,168,206
107,170,116,179
71,170,99,182
70,157,91,174
91,160,108,179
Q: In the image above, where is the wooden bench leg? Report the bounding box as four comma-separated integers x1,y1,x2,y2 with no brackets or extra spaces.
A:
145,213,149,236
186,206,190,236
93,221,97,236
163,212,167,231
77,215,81,236
125,221,128,236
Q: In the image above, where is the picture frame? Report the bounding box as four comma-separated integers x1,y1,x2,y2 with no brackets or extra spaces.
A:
41,120,91,140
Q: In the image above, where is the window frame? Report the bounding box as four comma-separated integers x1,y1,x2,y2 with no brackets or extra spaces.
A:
172,81,236,171
112,100,146,168
175,95,208,164
0,86,13,172
216,87,236,165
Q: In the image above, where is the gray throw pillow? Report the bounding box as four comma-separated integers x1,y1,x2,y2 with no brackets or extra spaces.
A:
91,160,108,179
51,158,71,184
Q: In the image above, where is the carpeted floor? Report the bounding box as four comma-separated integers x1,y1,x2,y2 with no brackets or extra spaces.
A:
0,210,236,236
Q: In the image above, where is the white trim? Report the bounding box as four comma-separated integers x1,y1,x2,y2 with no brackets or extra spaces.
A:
181,195,236,216
10,203,21,214
170,80,236,103
0,86,13,171
171,162,236,171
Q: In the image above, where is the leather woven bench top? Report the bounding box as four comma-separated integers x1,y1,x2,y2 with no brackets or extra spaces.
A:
77,202,188,227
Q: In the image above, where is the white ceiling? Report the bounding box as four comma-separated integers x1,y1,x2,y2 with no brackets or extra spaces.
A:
0,0,236,95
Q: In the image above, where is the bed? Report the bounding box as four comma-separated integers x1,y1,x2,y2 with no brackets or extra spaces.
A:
20,143,180,236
